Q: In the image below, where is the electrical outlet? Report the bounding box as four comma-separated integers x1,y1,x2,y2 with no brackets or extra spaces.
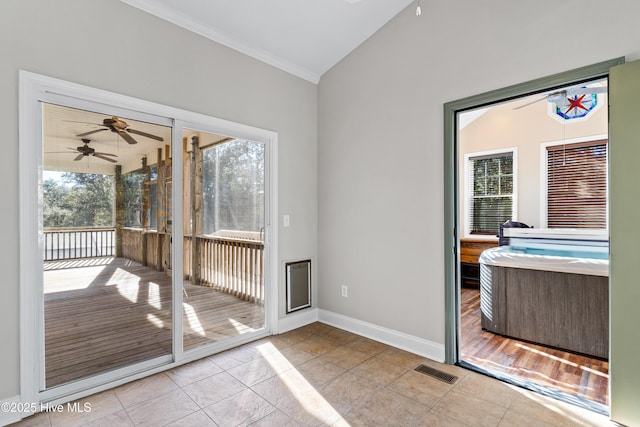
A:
341,285,348,298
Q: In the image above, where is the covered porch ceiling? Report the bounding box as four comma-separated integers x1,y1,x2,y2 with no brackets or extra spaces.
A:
43,103,228,176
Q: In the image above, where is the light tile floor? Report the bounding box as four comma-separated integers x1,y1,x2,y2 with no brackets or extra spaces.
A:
11,322,617,427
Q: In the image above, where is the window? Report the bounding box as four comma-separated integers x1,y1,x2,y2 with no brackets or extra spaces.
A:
466,150,515,235
545,139,607,228
123,170,144,228
148,182,158,230
147,165,158,230
202,140,265,234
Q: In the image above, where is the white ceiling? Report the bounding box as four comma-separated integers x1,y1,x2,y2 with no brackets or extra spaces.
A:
120,0,415,83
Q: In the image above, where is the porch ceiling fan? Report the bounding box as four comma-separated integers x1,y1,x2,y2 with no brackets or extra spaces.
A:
75,116,165,145
514,85,607,110
47,138,118,163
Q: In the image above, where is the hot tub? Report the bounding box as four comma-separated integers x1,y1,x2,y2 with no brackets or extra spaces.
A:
478,234,609,359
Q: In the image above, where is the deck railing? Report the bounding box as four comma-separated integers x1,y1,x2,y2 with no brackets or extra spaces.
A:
44,227,116,261
185,232,264,305
44,226,263,304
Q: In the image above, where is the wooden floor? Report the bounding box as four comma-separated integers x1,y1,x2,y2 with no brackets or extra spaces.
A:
460,287,609,407
44,258,264,388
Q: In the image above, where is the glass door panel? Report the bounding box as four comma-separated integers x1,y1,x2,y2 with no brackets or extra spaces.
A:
41,103,173,389
182,129,265,351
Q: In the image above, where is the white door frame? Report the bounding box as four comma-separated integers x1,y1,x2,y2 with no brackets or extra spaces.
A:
19,70,278,406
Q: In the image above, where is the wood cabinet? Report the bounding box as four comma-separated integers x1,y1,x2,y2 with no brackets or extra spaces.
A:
460,238,498,288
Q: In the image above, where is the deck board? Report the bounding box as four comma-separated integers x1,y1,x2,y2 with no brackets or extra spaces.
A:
460,287,609,406
44,258,263,388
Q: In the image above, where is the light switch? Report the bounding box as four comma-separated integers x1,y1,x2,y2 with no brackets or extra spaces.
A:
283,214,290,227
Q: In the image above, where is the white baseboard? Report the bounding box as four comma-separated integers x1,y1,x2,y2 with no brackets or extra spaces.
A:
276,307,318,334
0,395,25,426
318,309,445,362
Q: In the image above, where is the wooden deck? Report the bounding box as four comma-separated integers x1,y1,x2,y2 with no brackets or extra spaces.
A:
44,258,264,388
460,287,609,406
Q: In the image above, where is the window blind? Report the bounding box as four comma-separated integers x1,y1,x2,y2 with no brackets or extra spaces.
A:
547,140,607,228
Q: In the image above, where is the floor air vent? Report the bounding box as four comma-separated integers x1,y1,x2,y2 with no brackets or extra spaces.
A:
414,364,458,384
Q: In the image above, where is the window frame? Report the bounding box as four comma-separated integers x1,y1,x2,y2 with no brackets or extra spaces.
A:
463,147,518,238
539,134,608,229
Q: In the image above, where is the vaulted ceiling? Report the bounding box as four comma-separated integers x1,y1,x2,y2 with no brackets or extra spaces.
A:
120,0,415,83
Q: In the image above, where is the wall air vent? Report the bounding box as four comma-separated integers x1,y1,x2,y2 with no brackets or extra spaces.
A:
285,259,311,313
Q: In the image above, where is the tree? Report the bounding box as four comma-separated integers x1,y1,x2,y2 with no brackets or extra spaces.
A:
43,179,74,227
202,140,265,233
122,171,144,227
43,172,115,228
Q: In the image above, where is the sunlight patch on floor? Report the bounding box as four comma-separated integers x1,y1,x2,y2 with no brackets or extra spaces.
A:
111,268,141,303
229,317,256,334
146,312,164,329
516,343,579,367
258,342,341,424
44,265,107,293
184,303,205,336
512,386,609,425
147,282,161,309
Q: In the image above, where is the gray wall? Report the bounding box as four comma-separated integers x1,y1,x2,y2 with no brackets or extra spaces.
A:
318,0,640,422
0,0,317,399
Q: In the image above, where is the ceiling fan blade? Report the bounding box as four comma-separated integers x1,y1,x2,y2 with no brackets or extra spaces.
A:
127,128,165,142
63,120,103,125
94,152,118,157
74,153,85,161
513,96,547,110
117,130,138,145
76,128,108,137
93,153,118,163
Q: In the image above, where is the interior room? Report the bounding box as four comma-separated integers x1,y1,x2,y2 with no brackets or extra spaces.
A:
3,0,640,426
457,78,609,409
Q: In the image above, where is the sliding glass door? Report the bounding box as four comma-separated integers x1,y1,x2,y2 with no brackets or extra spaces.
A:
41,102,174,390
21,72,274,404
181,129,266,351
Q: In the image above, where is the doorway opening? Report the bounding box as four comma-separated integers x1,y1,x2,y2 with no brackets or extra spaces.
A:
444,59,623,415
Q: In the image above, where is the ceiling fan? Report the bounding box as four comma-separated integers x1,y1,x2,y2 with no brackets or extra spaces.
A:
514,85,607,110
75,116,165,145
60,139,118,163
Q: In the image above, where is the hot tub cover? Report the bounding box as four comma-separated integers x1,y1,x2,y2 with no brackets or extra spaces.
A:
479,246,609,277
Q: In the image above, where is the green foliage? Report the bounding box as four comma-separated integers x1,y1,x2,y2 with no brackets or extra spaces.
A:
202,140,265,233
43,172,114,228
123,171,144,227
